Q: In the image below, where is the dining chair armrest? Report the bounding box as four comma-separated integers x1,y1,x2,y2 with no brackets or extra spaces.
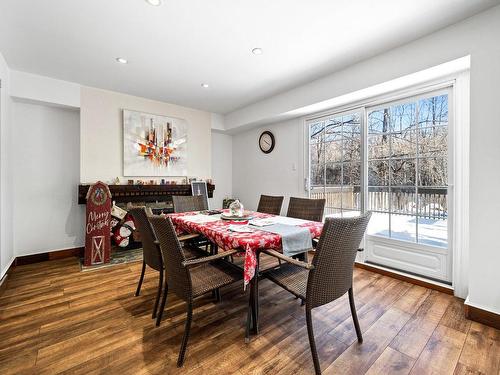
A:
154,233,201,247
182,249,239,268
263,249,315,270
178,233,201,242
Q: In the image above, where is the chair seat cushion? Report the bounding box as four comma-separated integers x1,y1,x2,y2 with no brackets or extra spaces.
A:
191,261,242,297
265,263,309,300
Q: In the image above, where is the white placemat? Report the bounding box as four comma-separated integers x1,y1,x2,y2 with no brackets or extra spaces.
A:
181,214,221,224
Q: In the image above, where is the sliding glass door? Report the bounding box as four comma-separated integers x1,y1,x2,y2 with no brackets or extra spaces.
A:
366,92,449,247
308,88,452,282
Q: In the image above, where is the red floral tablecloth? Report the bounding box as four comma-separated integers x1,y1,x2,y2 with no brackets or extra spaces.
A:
168,211,323,287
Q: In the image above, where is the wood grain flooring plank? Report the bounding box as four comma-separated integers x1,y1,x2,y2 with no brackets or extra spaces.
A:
440,297,472,334
455,322,500,375
410,325,467,375
365,347,416,375
389,290,453,359
323,307,412,375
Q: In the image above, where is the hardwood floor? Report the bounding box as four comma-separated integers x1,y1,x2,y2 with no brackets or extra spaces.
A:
0,256,498,375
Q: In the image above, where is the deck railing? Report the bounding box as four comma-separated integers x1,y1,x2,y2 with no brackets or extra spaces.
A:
310,186,448,220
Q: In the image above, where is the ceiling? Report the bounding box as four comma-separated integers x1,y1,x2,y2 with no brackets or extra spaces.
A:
0,0,498,114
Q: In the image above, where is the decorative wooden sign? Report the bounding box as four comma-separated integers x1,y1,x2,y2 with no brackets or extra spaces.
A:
84,181,112,266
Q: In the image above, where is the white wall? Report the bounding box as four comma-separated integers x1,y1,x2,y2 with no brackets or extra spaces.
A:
11,101,84,256
0,51,14,278
231,6,500,315
232,118,304,215
210,132,232,208
80,87,212,183
10,70,80,109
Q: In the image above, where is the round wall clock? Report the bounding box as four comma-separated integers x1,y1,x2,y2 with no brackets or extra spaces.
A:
259,131,275,154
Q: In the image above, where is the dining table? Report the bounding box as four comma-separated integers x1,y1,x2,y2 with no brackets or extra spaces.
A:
168,209,323,341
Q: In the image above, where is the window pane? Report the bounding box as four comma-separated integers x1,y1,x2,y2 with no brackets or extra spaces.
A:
391,213,417,243
392,130,417,158
390,103,416,132
419,126,447,157
418,188,447,218
418,157,447,186
310,142,324,165
418,216,447,248
310,121,325,142
324,117,343,141
391,187,417,216
343,162,361,186
391,186,417,243
418,95,448,128
367,211,390,237
325,163,342,185
368,109,390,134
310,163,324,186
343,113,361,136
324,187,343,208
368,135,390,160
324,141,342,163
344,134,361,162
310,187,325,200
368,160,389,186
391,158,416,186
342,186,361,210
368,186,390,213
309,111,363,219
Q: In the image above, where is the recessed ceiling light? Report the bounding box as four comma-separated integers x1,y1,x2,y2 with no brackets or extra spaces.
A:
252,48,263,55
145,0,162,6
201,83,209,88
115,57,128,64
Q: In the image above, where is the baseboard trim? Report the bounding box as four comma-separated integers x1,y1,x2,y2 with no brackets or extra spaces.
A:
464,302,500,330
14,247,84,266
355,261,454,295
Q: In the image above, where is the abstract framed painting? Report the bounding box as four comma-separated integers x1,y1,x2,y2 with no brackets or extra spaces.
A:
123,109,188,176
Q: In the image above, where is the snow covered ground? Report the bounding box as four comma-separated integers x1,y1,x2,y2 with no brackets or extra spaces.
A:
325,211,447,248
367,212,447,248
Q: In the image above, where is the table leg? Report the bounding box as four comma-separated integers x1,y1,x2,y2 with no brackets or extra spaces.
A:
210,243,222,302
252,253,260,335
245,284,254,343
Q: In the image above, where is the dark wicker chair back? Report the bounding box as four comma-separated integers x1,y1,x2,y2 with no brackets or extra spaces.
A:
129,208,163,271
149,216,191,301
307,213,371,308
286,197,325,222
256,195,284,215
172,195,207,213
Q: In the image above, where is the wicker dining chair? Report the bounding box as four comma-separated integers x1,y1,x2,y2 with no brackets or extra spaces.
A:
256,194,284,215
286,197,326,222
286,197,325,262
129,208,203,326
172,195,207,213
262,213,371,375
149,216,242,367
